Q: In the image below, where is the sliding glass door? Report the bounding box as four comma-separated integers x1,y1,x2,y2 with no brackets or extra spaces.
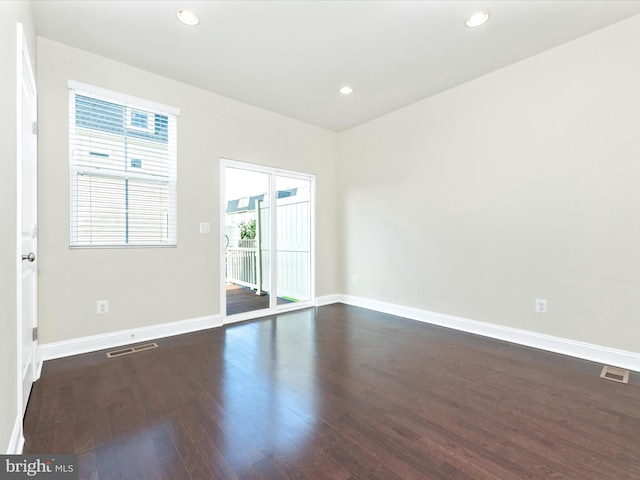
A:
275,175,311,303
221,160,314,320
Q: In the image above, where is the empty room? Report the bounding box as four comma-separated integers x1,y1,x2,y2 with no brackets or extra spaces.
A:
2,1,640,478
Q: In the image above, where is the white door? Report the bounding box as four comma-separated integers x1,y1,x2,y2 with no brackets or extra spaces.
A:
17,23,38,416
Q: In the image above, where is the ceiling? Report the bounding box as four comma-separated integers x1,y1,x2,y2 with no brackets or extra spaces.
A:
32,1,640,132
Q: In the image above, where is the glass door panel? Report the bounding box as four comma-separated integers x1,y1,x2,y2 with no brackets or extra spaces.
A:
275,175,311,304
224,167,271,316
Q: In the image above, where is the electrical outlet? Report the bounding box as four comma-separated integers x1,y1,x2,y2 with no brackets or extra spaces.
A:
97,300,109,315
535,298,547,313
352,275,358,285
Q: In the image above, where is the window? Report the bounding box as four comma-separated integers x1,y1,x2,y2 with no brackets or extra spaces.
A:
127,109,154,133
68,81,180,247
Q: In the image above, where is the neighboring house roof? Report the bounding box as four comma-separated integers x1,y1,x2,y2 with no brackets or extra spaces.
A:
226,188,297,214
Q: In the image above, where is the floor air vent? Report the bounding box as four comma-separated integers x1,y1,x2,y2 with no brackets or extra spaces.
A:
106,342,158,358
600,365,629,384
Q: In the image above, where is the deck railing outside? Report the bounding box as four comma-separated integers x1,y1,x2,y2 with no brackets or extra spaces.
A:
226,241,258,288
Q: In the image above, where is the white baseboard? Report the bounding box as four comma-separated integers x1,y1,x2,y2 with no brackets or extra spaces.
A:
36,294,640,373
34,346,43,381
35,357,43,381
40,314,223,361
339,294,640,373
315,294,342,307
6,414,24,454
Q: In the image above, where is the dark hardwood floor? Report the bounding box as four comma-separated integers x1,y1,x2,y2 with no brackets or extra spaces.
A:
226,284,292,316
24,304,640,479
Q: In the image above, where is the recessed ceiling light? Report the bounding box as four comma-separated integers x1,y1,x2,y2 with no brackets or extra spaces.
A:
177,9,200,26
339,86,354,95
465,11,490,28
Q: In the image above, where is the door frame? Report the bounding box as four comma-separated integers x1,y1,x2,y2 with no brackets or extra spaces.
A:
16,20,39,428
219,158,316,324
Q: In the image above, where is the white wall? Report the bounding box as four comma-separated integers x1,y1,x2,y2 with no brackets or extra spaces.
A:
37,38,339,344
0,0,36,454
338,15,640,353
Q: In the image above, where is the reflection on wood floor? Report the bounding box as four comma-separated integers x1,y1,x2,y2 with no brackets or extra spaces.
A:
23,304,640,479
226,283,291,315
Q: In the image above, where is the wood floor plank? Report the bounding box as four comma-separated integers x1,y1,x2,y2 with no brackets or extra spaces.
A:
24,304,640,479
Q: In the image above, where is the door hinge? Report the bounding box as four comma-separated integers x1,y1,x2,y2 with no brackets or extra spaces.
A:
32,121,37,135
32,327,38,342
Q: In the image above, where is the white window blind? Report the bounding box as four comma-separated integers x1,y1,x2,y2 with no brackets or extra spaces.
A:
69,81,179,247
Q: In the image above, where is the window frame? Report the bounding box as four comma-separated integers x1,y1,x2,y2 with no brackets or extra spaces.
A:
68,80,180,248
